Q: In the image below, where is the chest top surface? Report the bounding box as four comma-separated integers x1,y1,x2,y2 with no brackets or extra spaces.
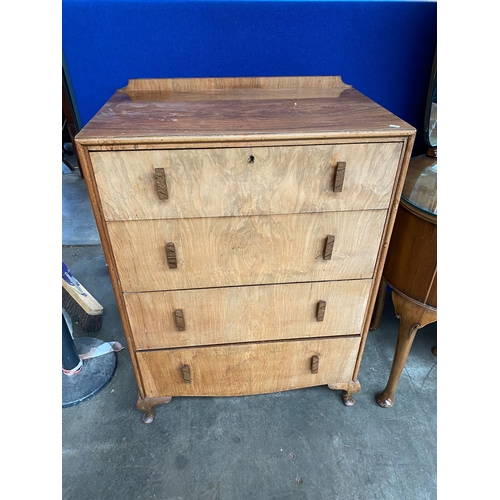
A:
76,76,415,146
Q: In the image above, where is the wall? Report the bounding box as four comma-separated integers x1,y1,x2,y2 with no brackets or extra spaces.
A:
62,0,437,155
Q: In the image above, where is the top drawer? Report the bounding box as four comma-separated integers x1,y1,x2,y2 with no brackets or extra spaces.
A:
91,142,402,221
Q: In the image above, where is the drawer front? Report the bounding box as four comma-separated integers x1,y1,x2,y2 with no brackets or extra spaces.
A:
91,142,402,221
125,280,371,349
108,210,387,292
136,337,361,398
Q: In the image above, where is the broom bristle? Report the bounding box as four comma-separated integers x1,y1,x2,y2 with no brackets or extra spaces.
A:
62,287,103,333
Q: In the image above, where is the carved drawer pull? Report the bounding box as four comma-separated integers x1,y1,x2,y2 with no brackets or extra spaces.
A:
154,168,169,200
175,309,185,331
182,364,191,383
316,301,326,322
333,161,346,192
311,355,320,374
165,242,177,269
323,235,335,260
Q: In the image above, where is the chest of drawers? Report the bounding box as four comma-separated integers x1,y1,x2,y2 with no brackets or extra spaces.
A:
75,77,415,423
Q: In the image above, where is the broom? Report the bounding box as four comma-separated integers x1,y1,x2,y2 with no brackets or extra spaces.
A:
62,261,103,333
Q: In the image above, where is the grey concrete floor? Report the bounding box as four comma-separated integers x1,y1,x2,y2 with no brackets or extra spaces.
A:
62,162,437,500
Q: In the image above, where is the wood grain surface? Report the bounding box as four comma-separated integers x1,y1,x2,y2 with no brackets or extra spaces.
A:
123,76,351,92
383,202,437,308
74,76,416,405
91,142,402,221
107,210,387,292
136,336,361,398
75,78,414,145
124,279,371,349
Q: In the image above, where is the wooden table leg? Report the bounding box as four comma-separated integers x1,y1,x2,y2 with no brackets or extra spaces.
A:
370,278,387,331
376,291,436,408
136,395,172,423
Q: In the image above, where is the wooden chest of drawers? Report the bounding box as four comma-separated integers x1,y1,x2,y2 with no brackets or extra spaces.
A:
75,77,415,423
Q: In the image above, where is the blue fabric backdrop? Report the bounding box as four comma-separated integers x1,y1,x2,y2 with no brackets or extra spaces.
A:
62,0,437,155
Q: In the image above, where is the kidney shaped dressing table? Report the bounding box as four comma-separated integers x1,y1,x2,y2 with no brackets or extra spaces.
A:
371,61,437,407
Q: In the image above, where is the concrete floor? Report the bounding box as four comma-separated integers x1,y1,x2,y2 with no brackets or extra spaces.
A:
62,161,437,500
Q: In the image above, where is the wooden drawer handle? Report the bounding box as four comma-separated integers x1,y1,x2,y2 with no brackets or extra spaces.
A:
165,242,177,269
323,235,335,260
174,309,185,331
316,301,326,322
311,355,320,374
182,364,191,383
154,168,169,200
333,161,346,192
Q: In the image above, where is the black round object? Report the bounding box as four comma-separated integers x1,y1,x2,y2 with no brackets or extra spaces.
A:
62,350,117,408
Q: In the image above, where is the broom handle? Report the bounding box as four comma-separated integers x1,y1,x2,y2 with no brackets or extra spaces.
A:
62,313,80,372
62,261,87,297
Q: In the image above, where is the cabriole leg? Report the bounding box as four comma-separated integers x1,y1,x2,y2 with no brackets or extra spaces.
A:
136,395,172,424
376,291,436,408
328,380,361,406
